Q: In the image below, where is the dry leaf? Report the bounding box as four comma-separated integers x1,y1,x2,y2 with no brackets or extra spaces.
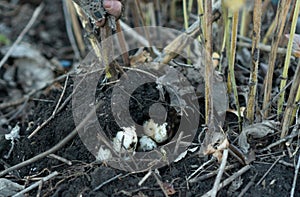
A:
201,126,229,162
0,43,55,93
238,120,279,153
208,138,230,162
227,107,246,118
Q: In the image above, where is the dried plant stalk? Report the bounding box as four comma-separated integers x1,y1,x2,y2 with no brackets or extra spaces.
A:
281,61,300,138
72,2,103,65
262,0,291,117
262,19,276,44
278,0,300,116
204,0,213,125
183,0,189,30
134,0,154,54
116,21,130,66
218,1,228,72
67,0,85,57
183,0,191,64
101,26,113,78
246,0,262,123
239,6,251,38
228,9,241,129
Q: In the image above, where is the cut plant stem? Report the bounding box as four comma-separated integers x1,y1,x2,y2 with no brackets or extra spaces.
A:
246,0,262,123
183,0,189,30
183,0,191,65
228,9,241,130
218,1,229,72
278,0,300,116
239,6,251,38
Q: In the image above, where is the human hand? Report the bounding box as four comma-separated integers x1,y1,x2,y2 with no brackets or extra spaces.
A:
72,0,123,30
103,0,122,19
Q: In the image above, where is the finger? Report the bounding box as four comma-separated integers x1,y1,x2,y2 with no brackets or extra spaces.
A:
103,0,122,18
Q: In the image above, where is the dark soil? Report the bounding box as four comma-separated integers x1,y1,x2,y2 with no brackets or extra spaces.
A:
0,0,300,197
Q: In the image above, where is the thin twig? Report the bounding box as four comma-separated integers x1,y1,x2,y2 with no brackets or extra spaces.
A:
0,3,45,69
93,173,123,191
211,149,228,197
237,41,287,54
12,171,59,197
28,75,69,138
36,180,43,197
278,159,294,168
189,164,237,183
262,79,294,114
187,157,215,181
0,100,101,177
238,174,257,197
138,170,152,186
259,128,299,153
152,171,169,197
201,165,251,197
48,154,72,166
256,155,283,186
290,153,300,197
